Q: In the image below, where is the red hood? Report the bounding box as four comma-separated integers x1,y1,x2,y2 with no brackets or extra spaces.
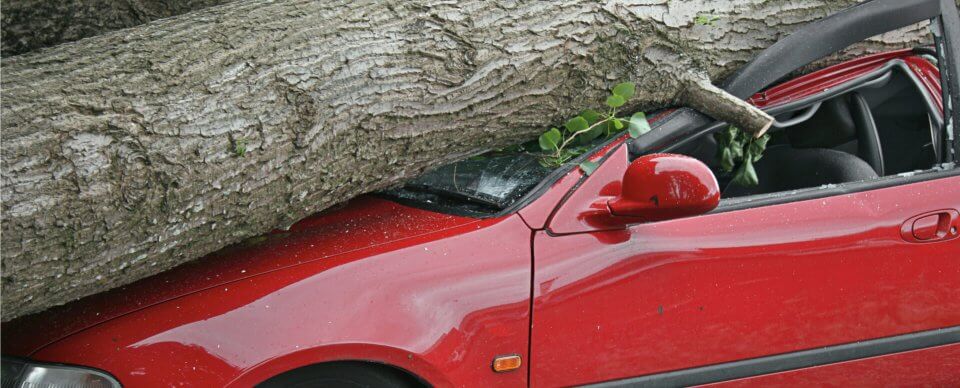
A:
1,196,479,356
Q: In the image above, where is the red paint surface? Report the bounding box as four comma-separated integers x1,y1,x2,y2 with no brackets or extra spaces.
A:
749,50,942,112
37,214,531,387
2,52,955,387
3,197,478,357
532,176,960,386
609,153,719,223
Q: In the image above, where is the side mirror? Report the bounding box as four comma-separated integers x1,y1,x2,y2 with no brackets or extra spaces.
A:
608,153,720,222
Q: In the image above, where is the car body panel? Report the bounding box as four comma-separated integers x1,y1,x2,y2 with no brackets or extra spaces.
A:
2,197,479,357
516,132,633,231
529,46,960,386
531,175,960,386
515,167,584,231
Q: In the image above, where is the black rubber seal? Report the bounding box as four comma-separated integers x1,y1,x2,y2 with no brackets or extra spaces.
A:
585,325,960,388
722,0,941,99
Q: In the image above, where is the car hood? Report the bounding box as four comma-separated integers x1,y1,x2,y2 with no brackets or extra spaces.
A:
1,196,480,356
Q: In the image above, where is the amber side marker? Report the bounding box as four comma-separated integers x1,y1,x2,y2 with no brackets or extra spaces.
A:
492,354,522,372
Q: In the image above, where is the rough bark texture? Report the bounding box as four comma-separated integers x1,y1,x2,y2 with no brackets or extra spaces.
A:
682,76,773,137
1,0,931,321
1,0,232,57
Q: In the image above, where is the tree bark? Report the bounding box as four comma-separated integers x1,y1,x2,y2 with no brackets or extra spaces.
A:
1,0,931,321
1,0,233,57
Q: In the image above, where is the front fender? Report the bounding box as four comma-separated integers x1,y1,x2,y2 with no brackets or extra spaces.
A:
31,215,533,387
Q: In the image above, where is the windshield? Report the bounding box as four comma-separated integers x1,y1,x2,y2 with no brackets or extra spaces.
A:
382,146,553,216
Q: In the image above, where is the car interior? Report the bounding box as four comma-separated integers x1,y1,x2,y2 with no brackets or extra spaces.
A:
672,57,946,199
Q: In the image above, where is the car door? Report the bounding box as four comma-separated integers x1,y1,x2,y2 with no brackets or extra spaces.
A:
532,153,960,386
530,0,960,386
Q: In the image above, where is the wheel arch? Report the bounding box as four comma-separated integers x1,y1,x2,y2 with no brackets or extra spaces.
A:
255,360,428,387
225,343,451,387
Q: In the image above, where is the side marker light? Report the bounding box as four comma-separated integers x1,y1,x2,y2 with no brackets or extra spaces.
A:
492,354,522,373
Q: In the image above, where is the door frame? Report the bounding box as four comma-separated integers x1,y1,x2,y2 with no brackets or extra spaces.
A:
630,0,960,165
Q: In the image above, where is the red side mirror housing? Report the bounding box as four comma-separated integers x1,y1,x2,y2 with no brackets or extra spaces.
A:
608,153,720,222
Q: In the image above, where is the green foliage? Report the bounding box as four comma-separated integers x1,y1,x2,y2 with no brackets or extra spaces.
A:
536,82,650,168
715,126,769,187
612,82,635,99
565,116,589,132
538,127,562,152
606,95,625,108
581,109,601,124
628,112,651,138
233,138,247,157
694,14,720,26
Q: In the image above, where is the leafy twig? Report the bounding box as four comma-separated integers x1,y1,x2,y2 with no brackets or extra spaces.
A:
537,82,653,171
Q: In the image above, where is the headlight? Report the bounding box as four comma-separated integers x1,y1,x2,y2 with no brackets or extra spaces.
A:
1,356,121,388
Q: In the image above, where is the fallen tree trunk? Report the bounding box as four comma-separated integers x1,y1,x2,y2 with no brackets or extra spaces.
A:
1,0,233,57
1,0,930,321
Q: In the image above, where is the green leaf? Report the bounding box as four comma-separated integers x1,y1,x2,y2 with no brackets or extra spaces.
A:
628,112,651,138
727,125,740,141
565,116,590,133
579,124,605,145
606,94,625,108
732,157,759,187
612,82,635,99
755,133,770,148
749,134,770,162
720,147,735,172
729,139,743,160
539,127,562,151
581,109,601,125
613,118,624,129
695,14,720,26
743,158,758,186
714,131,729,148
579,160,600,175
233,138,247,157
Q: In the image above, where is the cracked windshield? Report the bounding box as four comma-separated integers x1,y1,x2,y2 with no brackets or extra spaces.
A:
383,142,553,214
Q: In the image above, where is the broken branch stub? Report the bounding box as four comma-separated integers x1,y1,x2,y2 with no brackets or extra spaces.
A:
679,75,774,137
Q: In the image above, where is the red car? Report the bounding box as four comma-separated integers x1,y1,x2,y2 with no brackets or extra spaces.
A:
4,1,960,387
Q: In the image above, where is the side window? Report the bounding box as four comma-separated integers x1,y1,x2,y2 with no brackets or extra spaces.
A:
674,54,947,199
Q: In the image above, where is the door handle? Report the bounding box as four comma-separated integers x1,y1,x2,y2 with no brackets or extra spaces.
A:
901,209,960,243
